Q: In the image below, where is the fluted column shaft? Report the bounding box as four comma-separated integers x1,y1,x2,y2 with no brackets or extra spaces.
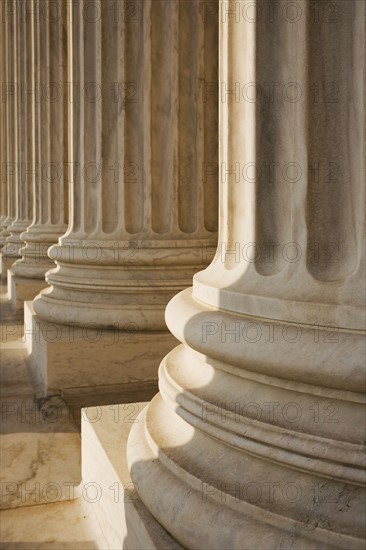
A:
127,1,366,548
3,1,34,257
193,0,364,330
0,1,17,251
12,0,68,279
33,0,219,329
0,13,8,237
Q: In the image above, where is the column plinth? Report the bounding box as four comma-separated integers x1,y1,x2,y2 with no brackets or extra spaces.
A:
127,1,366,548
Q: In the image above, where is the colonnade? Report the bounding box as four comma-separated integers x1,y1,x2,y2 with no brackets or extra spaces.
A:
0,1,364,548
1,0,218,398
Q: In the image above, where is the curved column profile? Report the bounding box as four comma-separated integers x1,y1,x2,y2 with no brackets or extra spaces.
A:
12,0,68,279
127,1,366,548
33,0,219,329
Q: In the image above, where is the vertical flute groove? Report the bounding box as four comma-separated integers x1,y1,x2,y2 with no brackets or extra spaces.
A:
101,1,121,234
0,13,9,232
177,0,199,234
18,3,31,223
40,3,50,226
83,0,102,235
150,0,178,234
124,0,144,234
7,3,17,224
306,0,364,282
203,0,218,233
49,1,66,227
33,0,41,226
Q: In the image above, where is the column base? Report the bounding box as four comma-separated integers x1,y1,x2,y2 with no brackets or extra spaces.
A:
7,270,47,313
126,288,366,550
81,403,182,550
24,301,179,400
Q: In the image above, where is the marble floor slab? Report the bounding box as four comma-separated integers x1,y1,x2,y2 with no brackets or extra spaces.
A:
1,282,81,510
0,498,106,549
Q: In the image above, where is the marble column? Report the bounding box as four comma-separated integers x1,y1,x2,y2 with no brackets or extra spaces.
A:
33,0,218,330
4,1,34,252
9,0,68,309
26,0,218,400
0,13,8,238
12,0,68,280
0,1,18,267
127,1,366,548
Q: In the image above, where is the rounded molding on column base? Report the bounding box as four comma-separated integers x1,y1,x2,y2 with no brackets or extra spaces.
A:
1,241,22,259
128,388,365,549
12,226,67,279
31,240,217,329
127,287,365,549
32,284,188,331
2,221,31,258
11,260,55,280
128,395,365,550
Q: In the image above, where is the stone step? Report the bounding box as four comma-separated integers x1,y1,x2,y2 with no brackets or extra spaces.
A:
0,498,106,549
81,403,181,550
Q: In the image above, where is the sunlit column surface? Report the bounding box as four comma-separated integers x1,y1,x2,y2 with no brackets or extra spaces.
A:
2,1,34,260
0,12,8,238
33,0,219,330
12,0,68,279
127,1,366,548
0,1,18,252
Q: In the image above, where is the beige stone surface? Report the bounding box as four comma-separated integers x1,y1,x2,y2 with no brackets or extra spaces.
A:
0,499,105,549
25,301,178,398
0,280,23,338
1,283,81,511
12,0,68,281
0,259,14,282
127,1,366,548
0,13,9,241
0,1,20,258
1,394,81,510
0,0,364,548
81,404,181,550
2,2,34,260
32,0,218,330
8,270,47,313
